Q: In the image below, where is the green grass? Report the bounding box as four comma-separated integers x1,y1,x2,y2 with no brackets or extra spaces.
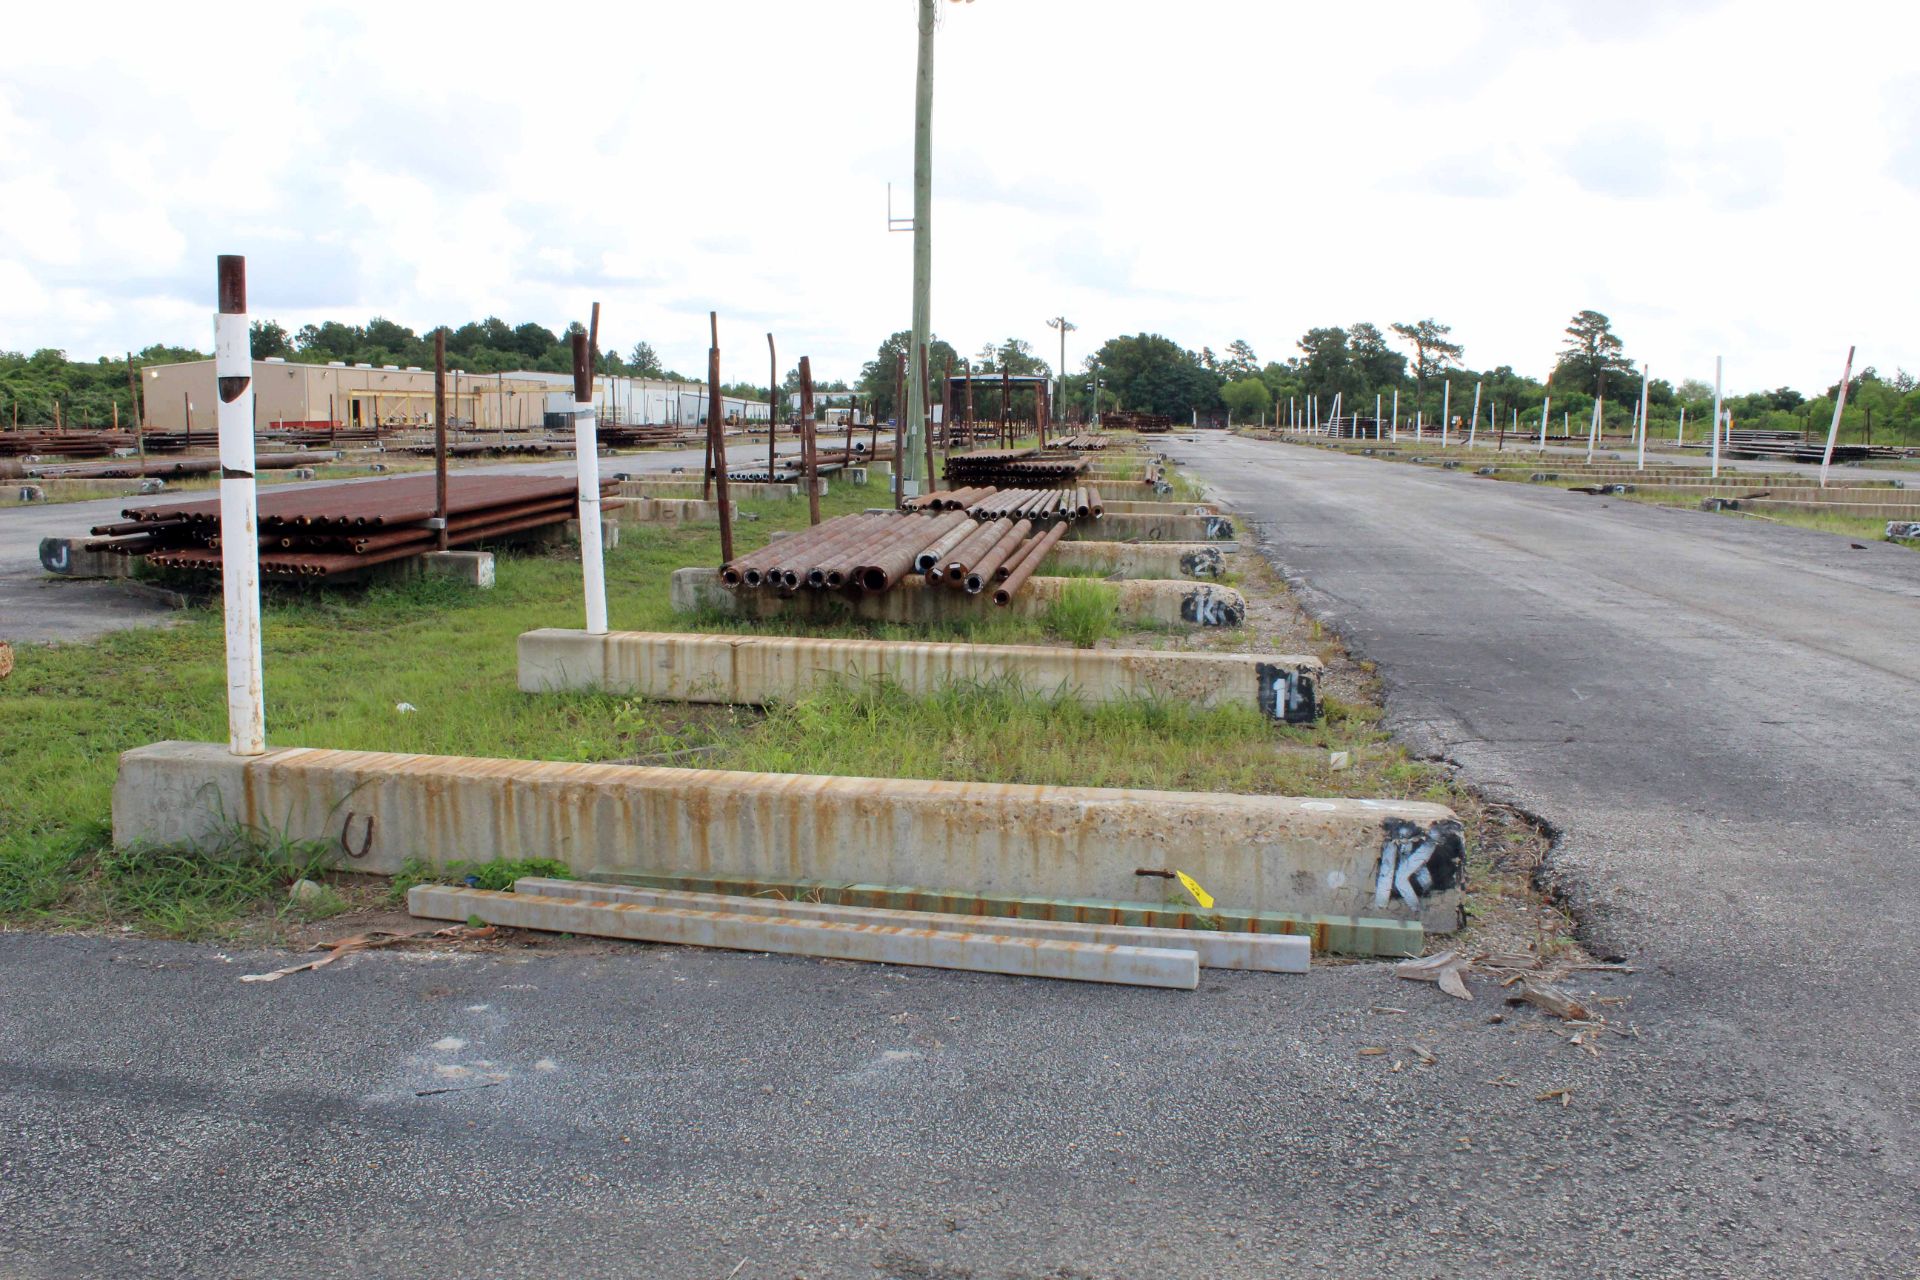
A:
1042,578,1120,648
0,473,1447,936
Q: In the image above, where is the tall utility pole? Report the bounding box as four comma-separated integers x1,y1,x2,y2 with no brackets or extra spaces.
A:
904,0,937,498
1046,316,1075,436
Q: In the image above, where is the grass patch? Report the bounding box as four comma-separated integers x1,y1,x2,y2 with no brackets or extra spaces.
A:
1044,578,1119,648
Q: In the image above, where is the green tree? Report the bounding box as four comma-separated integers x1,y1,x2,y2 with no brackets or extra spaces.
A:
1390,318,1465,417
249,320,292,360
1295,327,1356,400
859,330,962,422
628,342,664,377
1220,378,1273,423
1088,333,1221,418
1219,339,1261,380
1348,322,1406,390
1550,310,1632,399
973,337,1050,378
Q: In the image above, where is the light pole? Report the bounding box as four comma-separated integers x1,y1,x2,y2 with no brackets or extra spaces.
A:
1046,316,1076,434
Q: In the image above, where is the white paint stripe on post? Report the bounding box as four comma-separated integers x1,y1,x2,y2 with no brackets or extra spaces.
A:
1711,356,1723,479
1440,380,1451,448
410,886,1201,989
1468,381,1481,449
1539,396,1549,451
1819,345,1855,489
213,256,264,756
1636,365,1650,472
1390,389,1398,441
1677,406,1685,446
513,878,1311,973
571,333,608,635
1586,397,1601,462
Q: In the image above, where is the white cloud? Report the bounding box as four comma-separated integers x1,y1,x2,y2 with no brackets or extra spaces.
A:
0,0,1914,392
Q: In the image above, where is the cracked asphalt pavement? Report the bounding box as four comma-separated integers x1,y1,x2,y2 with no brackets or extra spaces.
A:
2,435,1916,1277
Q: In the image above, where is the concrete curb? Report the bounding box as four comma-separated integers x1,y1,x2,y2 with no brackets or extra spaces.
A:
113,741,1465,929
669,567,1247,628
516,629,1320,721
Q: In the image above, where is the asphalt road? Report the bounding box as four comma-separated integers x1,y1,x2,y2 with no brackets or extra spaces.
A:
4,436,1917,1277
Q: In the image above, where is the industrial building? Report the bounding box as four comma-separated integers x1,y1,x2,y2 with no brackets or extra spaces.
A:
140,359,767,433
510,371,769,428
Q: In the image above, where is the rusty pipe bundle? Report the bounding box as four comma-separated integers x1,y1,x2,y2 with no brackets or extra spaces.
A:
855,510,971,593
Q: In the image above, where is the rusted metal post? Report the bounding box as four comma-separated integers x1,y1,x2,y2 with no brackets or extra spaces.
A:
1001,368,1010,447
571,332,608,634
800,356,820,526
708,312,734,563
767,333,778,479
433,330,450,549
965,360,974,441
214,255,265,756
183,392,192,450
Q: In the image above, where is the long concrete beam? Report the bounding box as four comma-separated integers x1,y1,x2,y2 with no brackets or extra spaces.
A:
512,877,1310,972
411,886,1201,989
516,629,1320,721
1066,512,1234,542
670,567,1247,628
113,741,1466,929
584,869,1421,957
1042,540,1235,579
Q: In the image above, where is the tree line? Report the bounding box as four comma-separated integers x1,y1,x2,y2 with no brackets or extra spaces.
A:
7,309,1917,444
841,313,1920,445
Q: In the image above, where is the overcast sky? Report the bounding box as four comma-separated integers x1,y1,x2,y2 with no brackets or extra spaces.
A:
3,0,1915,393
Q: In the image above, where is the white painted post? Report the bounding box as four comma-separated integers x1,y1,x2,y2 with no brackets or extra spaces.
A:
1710,356,1723,480
1677,406,1685,447
1539,397,1549,451
1440,381,1451,447
1375,393,1382,440
1818,345,1856,488
1468,380,1482,449
214,255,264,757
1586,397,1601,462
1390,389,1399,441
571,333,608,634
1636,366,1650,471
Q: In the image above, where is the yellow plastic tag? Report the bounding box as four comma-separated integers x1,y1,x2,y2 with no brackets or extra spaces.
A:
1174,871,1214,910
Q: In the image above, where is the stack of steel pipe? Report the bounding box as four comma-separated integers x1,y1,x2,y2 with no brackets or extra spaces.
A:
83,473,607,581
1057,432,1110,450
0,429,138,458
942,447,1089,490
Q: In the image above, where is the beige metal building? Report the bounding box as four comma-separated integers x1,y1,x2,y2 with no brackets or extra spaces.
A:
142,358,557,433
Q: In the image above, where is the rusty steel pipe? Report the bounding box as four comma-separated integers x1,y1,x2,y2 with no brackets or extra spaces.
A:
853,511,968,592
938,518,1008,584
992,521,1069,605
913,517,980,574
964,517,1032,593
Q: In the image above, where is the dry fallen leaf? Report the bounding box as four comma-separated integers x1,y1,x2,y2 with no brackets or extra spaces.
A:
1536,1088,1574,1107
1358,1046,1389,1056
